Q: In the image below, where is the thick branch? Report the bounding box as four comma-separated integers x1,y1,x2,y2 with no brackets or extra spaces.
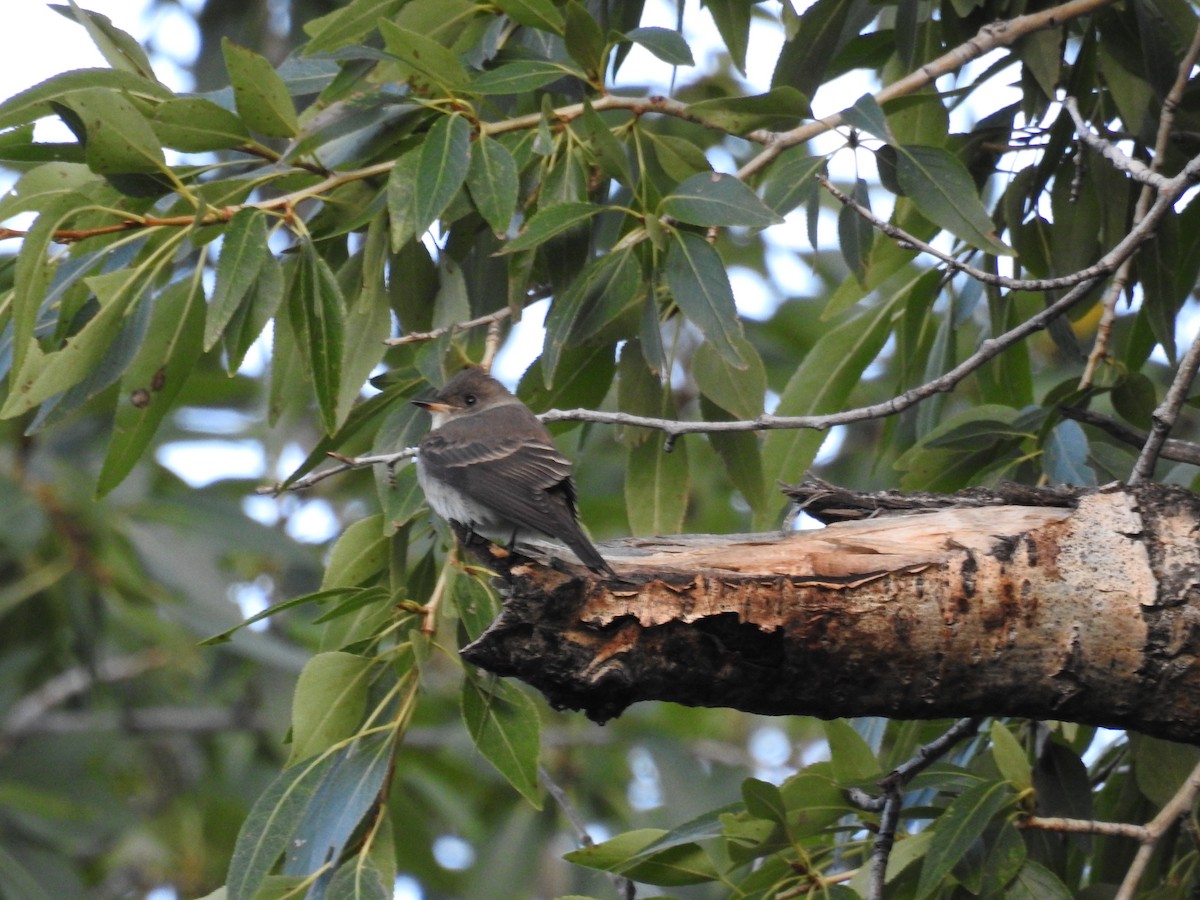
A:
461,482,1200,745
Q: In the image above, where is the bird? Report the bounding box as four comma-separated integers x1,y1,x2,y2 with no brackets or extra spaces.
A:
412,367,616,578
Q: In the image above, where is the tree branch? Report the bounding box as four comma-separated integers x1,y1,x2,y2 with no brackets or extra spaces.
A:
1130,324,1200,483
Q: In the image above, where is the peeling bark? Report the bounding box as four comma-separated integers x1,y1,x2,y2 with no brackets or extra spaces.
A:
459,483,1200,745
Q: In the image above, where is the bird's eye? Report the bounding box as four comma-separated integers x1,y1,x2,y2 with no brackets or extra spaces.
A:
464,393,476,406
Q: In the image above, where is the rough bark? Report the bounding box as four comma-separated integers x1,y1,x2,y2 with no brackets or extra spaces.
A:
459,482,1200,745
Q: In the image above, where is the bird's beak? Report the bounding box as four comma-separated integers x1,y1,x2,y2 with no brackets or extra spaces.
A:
412,399,453,412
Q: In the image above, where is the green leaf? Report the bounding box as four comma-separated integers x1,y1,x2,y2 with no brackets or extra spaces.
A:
303,0,407,54
840,93,893,143
227,752,340,900
324,860,389,900
761,146,826,216
494,0,565,34
990,722,1033,792
97,272,205,495
500,201,601,254
468,61,583,94
625,27,694,66
223,249,283,375
661,172,782,228
378,19,469,92
565,829,721,886
577,99,633,187
563,0,606,77
222,38,299,138
466,135,519,235
916,779,1013,898
282,732,394,880
625,430,689,535
54,1,156,77
1132,734,1200,806
386,147,422,251
55,88,166,174
771,0,875,97
414,114,471,234
150,97,251,151
288,241,346,434
1042,419,1095,486
742,778,787,824
693,334,765,419
206,208,269,350
824,719,881,783
1003,859,1072,899
837,177,874,283
461,672,542,808
0,68,171,131
895,145,1012,255
288,652,374,765
688,87,811,134
703,0,750,73
3,261,159,418
1112,372,1155,430
760,295,900,526
665,231,748,369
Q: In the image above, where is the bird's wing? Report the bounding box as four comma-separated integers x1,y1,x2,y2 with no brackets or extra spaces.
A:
419,414,580,531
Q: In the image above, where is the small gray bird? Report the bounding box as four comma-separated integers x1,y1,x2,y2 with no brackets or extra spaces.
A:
412,367,615,577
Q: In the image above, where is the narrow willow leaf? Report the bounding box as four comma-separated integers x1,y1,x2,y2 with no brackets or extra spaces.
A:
466,135,519,235
916,780,1013,898
563,0,606,77
378,19,469,92
625,431,689,535
289,242,346,434
661,172,782,227
895,144,1012,255
56,88,165,174
414,114,471,234
837,177,874,284
625,27,694,65
222,38,298,137
494,0,565,33
1042,419,1095,486
98,273,205,495
0,68,172,131
287,652,374,765
461,672,542,808
468,61,582,95
693,334,765,419
615,843,721,887
761,146,826,216
840,93,892,142
226,752,340,900
303,0,407,54
57,0,156,77
824,719,881,783
324,860,389,900
577,99,633,187
760,294,900,526
150,97,251,151
282,732,395,882
386,147,421,251
688,87,810,134
206,208,268,350
223,249,283,375
990,722,1033,792
665,231,747,368
1003,860,1072,899
771,0,875,98
565,829,668,871
704,0,750,73
500,201,600,254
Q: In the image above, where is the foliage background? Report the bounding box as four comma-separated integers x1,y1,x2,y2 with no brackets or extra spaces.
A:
2,0,1200,897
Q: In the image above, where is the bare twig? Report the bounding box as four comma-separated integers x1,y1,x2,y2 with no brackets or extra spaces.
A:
817,172,1121,292
1129,325,1200,483
385,308,513,346
1118,759,1200,898
1079,24,1200,386
1059,406,1200,466
257,448,416,495
1019,815,1146,840
539,765,636,900
866,718,982,900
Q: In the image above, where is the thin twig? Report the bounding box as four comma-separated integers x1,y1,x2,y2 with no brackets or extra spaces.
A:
1019,815,1147,840
1059,407,1200,466
866,718,982,900
1078,23,1200,386
385,308,513,346
1129,325,1200,483
817,170,1121,293
1116,759,1200,899
258,448,416,495
539,765,636,900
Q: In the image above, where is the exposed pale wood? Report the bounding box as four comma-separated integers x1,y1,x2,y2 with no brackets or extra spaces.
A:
460,483,1200,744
